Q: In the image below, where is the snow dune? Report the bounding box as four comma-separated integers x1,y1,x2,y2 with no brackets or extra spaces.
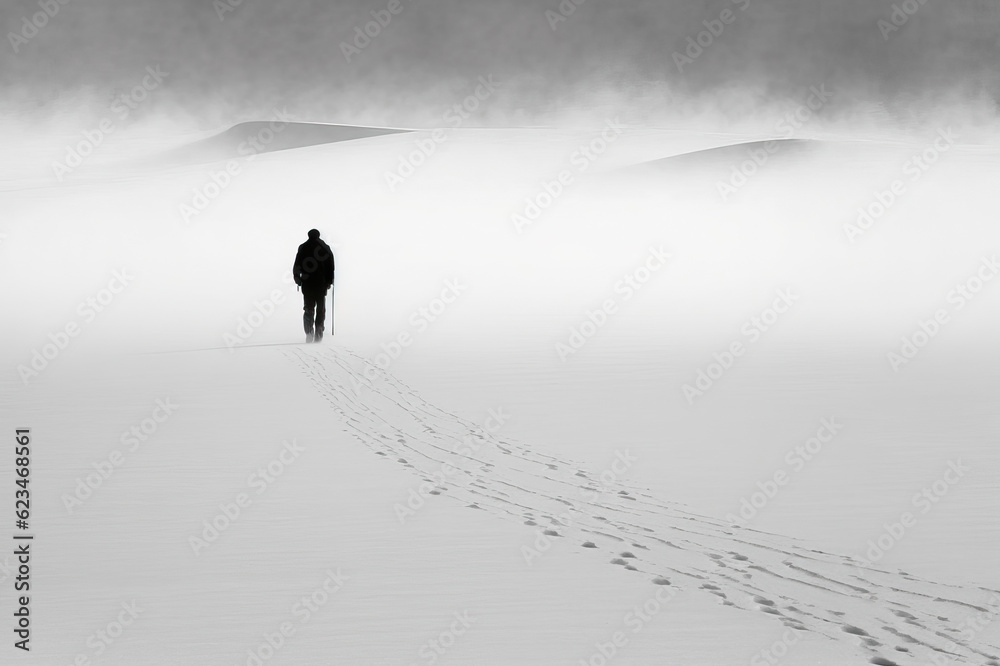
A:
28,341,1000,664
6,122,1000,663
287,344,1000,666
154,121,412,166
626,138,816,171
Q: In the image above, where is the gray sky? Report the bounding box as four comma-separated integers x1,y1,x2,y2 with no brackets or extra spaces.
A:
2,0,997,128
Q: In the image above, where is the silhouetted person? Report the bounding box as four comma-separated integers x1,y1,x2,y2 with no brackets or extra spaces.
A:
293,229,335,343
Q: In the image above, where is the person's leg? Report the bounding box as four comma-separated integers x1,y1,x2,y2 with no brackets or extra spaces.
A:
302,292,317,341
314,289,327,342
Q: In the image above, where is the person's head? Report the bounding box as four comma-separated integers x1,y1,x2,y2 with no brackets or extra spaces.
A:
307,229,320,240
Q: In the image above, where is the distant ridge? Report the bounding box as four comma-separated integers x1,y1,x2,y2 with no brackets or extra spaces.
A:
156,121,412,166
628,138,815,172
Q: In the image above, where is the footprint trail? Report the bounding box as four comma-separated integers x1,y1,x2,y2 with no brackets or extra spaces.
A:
287,346,1000,665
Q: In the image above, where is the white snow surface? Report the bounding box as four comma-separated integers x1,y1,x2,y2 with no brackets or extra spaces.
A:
3,124,1000,664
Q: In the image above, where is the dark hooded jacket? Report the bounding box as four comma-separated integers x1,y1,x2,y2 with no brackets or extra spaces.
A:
293,237,335,292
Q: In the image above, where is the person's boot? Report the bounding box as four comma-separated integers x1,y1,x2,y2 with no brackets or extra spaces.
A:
305,332,314,343
314,328,323,344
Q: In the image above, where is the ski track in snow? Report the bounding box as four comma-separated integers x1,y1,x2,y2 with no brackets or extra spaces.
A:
286,345,1000,665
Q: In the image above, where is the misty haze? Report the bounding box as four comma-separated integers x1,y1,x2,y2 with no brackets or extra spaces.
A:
2,0,999,664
